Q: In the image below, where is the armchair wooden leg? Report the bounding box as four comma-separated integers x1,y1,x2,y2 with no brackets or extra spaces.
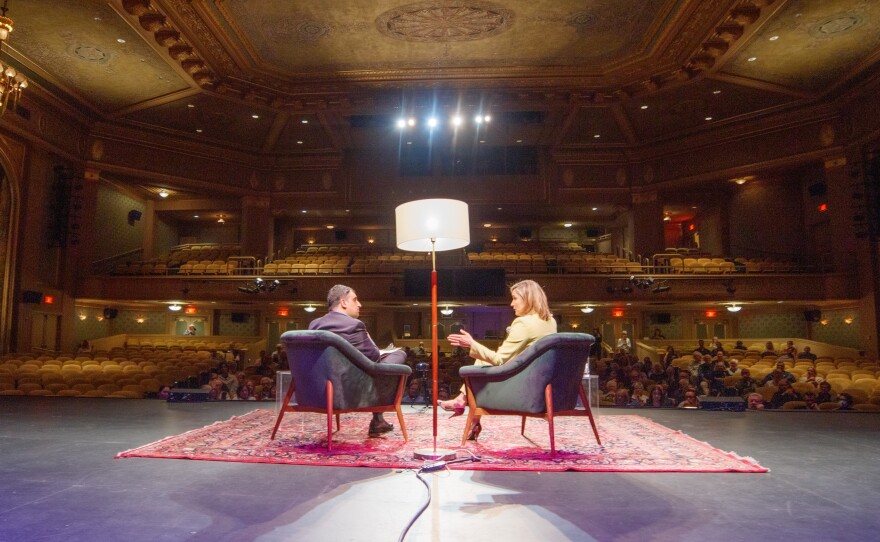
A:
579,385,602,445
395,405,408,442
521,416,527,435
545,384,555,456
270,375,297,440
335,413,341,431
461,380,476,446
326,380,334,451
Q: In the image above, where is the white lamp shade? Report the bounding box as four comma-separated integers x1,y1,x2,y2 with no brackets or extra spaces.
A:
395,199,470,252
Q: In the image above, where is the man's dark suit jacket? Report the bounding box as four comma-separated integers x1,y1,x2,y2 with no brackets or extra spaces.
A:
308,311,380,362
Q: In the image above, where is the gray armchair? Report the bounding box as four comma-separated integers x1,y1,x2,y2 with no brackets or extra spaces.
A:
460,332,601,454
270,330,412,450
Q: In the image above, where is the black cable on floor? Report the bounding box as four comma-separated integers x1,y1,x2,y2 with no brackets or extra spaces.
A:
396,450,481,542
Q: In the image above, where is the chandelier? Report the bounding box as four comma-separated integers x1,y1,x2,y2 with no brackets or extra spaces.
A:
0,0,26,116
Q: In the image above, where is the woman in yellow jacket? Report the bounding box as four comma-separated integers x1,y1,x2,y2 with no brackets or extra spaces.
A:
439,279,557,439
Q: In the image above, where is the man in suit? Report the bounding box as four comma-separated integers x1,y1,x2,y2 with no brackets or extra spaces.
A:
309,284,407,437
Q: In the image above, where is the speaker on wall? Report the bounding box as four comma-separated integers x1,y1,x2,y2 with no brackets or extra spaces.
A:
103,308,118,319
804,309,822,322
22,290,42,303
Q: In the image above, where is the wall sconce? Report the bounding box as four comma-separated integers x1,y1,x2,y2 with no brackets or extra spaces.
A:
78,312,87,321
96,315,104,322
168,304,182,311
307,238,315,244
726,304,742,313
581,305,594,313
367,236,375,244
304,305,317,313
440,306,453,316
844,316,854,325
820,318,829,326
135,316,145,324
570,322,580,329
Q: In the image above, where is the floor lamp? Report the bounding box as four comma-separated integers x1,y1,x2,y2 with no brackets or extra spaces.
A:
396,199,470,461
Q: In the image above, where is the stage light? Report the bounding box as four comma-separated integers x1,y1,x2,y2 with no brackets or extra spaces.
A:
451,115,462,126
474,115,483,124
427,117,438,128
407,117,416,127
396,118,406,129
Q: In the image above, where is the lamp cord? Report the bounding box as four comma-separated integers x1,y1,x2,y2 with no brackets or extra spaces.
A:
396,450,481,542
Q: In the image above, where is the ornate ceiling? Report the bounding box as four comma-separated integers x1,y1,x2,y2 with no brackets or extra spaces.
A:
6,0,878,159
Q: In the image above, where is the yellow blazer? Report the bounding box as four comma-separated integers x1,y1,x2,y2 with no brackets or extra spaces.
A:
469,312,557,367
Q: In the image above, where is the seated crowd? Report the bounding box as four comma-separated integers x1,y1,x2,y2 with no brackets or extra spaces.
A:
597,339,879,411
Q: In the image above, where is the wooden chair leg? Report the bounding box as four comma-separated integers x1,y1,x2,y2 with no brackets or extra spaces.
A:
545,384,555,455
521,416,527,435
326,380,334,451
579,385,602,445
461,380,476,445
335,413,341,431
395,405,408,442
270,375,297,440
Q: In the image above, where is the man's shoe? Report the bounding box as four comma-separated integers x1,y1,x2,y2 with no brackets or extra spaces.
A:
368,420,394,437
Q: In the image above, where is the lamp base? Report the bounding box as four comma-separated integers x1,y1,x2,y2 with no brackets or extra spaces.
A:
413,447,457,461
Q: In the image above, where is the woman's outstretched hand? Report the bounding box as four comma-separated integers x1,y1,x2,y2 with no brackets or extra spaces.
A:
447,329,474,349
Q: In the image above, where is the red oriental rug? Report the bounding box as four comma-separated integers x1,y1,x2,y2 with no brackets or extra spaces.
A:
116,409,766,473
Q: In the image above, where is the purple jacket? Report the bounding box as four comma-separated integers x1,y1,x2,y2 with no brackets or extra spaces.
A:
308,310,380,361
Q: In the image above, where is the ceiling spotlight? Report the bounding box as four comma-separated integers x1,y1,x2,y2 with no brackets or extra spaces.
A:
440,306,454,316
168,304,182,311
581,306,594,314
451,115,463,126
407,117,416,127
427,117,438,128
158,189,169,198
396,118,406,128
474,115,483,124
483,115,491,122
304,305,317,313
563,223,573,228
726,305,742,313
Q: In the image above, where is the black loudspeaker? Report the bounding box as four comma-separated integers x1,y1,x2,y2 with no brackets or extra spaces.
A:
804,309,822,322
653,313,672,324
699,396,746,411
518,228,532,239
22,290,42,303
334,229,347,241
128,209,142,222
585,227,601,238
103,308,118,319
808,182,827,197
167,388,209,402
230,312,249,323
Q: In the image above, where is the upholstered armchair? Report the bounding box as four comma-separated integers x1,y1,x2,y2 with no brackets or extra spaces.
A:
270,330,412,450
459,332,601,454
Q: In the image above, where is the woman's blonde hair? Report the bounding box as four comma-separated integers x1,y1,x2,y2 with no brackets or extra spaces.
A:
510,279,552,320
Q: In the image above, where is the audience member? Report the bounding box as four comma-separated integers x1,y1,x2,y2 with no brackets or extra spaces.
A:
650,328,665,340
727,359,741,376
761,361,796,386
616,331,632,354
630,382,649,406
732,340,746,351
799,366,824,387
747,392,766,410
677,389,700,408
693,339,710,356
661,345,676,368
769,380,802,409
803,391,819,410
77,340,92,355
402,379,425,404
615,388,631,407
816,381,837,404
760,341,777,357
837,392,855,410
736,369,759,398
798,346,817,361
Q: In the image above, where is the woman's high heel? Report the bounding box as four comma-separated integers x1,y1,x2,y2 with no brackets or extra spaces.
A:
466,421,482,441
438,394,466,415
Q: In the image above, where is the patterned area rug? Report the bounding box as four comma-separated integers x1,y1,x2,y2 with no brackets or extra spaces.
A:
116,409,767,473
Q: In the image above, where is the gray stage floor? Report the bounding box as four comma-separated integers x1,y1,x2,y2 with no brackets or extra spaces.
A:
1,397,879,542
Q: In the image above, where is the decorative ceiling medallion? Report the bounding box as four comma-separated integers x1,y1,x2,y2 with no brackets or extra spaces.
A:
74,45,107,62
266,16,331,43
809,14,863,38
376,2,514,42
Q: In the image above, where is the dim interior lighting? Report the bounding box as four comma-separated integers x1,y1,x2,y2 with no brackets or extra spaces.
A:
663,215,671,221
135,316,145,324
440,306,453,316
184,305,197,314
96,315,104,322
734,178,747,185
367,237,375,244
158,189,169,198
168,304,182,312
820,318,829,325
726,304,742,313
612,309,624,318
818,203,827,212
844,316,854,325
570,322,580,329
304,305,317,313
483,223,492,228
705,310,717,318
277,307,289,317
563,223,573,228
581,306,594,314
326,225,334,229
78,312,87,320
217,214,225,224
